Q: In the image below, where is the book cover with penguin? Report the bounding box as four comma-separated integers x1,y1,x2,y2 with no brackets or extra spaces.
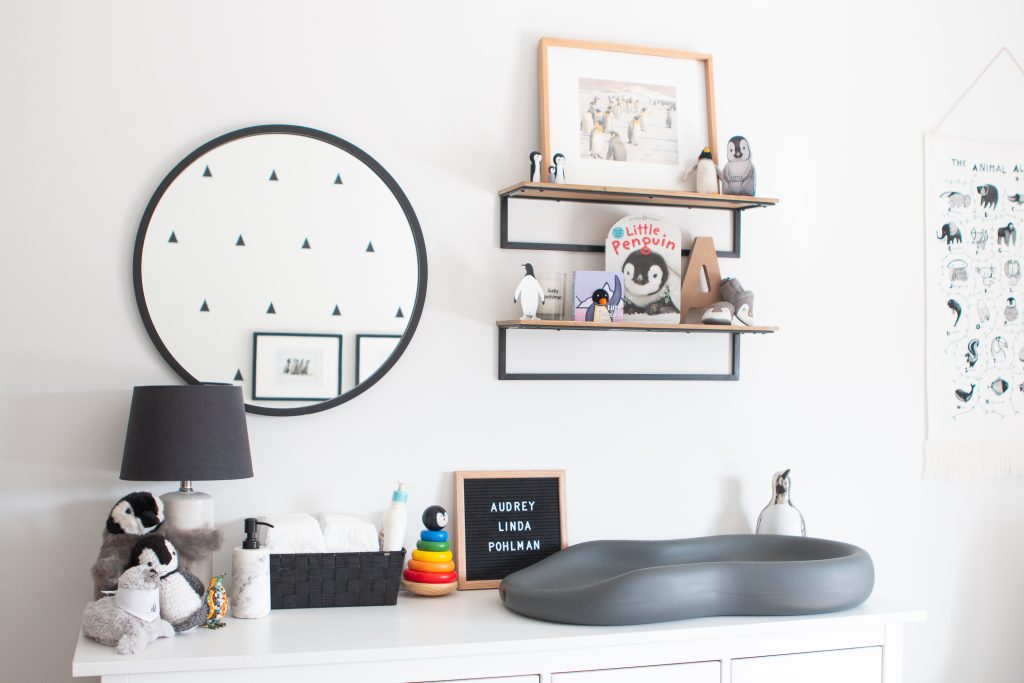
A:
605,214,682,322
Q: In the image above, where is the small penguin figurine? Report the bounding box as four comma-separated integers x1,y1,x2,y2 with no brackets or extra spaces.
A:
422,505,449,531
552,153,566,183
130,536,208,633
682,147,721,194
721,135,756,196
529,151,543,182
514,262,546,319
755,469,806,536
548,164,557,183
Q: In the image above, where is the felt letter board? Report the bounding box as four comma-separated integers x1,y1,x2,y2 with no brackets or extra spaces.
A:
454,470,567,590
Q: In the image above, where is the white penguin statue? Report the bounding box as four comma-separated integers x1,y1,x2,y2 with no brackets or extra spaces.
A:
682,147,721,194
529,151,543,182
755,469,806,536
514,262,546,320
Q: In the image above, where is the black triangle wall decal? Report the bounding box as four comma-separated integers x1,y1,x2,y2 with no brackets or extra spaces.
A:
395,307,404,318
200,300,210,312
332,305,341,316
236,235,245,246
203,166,212,177
266,302,276,314
334,173,343,185
269,170,278,181
301,238,311,249
366,242,375,252
168,232,178,243
234,369,243,381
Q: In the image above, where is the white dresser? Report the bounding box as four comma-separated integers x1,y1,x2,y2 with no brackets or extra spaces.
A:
72,590,924,683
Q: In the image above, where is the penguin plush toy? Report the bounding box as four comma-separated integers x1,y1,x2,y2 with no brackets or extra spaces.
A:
130,536,207,633
682,147,721,194
514,262,546,319
91,492,222,599
721,135,756,196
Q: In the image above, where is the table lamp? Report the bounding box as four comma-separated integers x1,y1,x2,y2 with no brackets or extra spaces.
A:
119,384,253,584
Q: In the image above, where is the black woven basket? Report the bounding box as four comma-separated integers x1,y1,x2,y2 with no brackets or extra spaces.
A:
270,549,406,609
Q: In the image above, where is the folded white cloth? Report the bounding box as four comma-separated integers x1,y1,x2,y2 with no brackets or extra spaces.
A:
318,513,379,553
260,514,326,553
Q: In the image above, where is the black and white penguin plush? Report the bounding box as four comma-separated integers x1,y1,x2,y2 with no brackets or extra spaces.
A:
682,147,722,194
721,135,756,196
514,262,546,319
91,492,222,599
130,536,207,633
529,151,543,182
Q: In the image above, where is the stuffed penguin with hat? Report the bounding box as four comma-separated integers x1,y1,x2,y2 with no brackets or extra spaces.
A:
91,492,222,599
682,147,722,194
130,535,208,633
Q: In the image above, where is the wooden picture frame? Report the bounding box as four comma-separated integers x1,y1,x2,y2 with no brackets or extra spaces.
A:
539,37,717,192
454,470,567,590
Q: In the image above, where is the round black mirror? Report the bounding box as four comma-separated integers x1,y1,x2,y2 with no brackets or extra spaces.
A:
134,125,427,416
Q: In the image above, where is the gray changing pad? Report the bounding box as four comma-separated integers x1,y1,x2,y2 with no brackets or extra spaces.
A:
498,535,874,625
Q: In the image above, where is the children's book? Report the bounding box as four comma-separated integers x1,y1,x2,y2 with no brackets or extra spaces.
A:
605,214,682,322
572,271,624,322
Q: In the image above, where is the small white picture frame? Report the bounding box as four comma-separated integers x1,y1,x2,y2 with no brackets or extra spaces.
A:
252,333,342,401
355,334,402,386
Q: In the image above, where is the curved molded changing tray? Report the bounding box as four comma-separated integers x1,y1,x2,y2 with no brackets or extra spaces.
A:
499,535,874,625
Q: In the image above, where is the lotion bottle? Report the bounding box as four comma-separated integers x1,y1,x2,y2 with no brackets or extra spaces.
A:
379,482,409,552
755,469,806,536
231,518,274,619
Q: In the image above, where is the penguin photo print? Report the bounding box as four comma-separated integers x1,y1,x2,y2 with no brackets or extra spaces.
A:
539,37,717,191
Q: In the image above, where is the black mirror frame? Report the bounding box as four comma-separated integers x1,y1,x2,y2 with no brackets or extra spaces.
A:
133,124,428,417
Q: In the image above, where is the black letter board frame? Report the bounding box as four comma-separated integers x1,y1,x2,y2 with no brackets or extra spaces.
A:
454,470,567,590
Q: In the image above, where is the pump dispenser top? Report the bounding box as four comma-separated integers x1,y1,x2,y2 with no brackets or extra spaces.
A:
242,518,274,550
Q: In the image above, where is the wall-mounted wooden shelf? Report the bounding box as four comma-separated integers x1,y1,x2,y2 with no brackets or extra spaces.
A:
496,319,778,334
499,182,779,258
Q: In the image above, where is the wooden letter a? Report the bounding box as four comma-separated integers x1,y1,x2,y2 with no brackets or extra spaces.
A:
678,237,722,322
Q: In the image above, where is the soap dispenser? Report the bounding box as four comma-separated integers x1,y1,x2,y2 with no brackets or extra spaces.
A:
231,518,274,619
755,469,806,536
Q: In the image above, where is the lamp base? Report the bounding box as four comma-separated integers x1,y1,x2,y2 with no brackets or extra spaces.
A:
161,488,215,587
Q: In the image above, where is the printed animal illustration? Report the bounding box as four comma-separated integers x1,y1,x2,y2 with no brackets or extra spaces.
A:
971,228,989,250
1008,193,1023,207
976,266,996,288
992,336,1009,361
621,250,679,316
947,298,962,326
721,135,756,196
965,339,979,368
948,260,969,285
997,223,1017,247
1006,260,1021,287
937,223,962,245
955,384,976,403
978,184,999,210
940,191,971,209
1006,297,1018,322
991,378,1010,396
628,116,642,145
81,565,175,655
977,298,991,327
606,131,628,161
585,275,623,322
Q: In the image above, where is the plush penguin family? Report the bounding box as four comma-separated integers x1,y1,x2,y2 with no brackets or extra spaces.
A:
91,492,222,599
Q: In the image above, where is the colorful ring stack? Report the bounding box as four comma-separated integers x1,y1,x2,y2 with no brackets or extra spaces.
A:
402,505,458,596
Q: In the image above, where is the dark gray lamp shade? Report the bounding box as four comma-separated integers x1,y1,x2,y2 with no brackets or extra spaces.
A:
120,385,253,482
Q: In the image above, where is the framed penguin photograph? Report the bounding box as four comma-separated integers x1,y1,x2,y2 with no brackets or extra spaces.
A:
252,332,342,401
538,37,718,192
454,470,567,590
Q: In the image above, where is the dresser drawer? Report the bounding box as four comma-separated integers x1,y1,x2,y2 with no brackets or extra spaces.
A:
552,661,720,682
732,646,882,683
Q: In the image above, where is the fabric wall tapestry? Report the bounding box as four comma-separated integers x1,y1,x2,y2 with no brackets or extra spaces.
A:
925,135,1024,477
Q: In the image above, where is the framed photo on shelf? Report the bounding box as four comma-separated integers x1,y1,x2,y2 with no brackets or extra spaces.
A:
538,37,717,191
355,334,402,386
252,332,342,401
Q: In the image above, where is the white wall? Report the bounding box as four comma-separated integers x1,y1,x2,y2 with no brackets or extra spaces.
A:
2,2,1023,681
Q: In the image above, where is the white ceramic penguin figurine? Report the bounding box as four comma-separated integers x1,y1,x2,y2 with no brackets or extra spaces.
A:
682,147,721,194
529,151,543,182
721,135,756,196
552,153,566,183
755,469,806,536
514,262,545,320
130,536,207,633
548,165,557,183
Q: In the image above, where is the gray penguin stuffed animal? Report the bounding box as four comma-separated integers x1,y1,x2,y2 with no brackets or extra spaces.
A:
721,135,756,196
130,535,208,633
81,564,176,655
91,492,222,599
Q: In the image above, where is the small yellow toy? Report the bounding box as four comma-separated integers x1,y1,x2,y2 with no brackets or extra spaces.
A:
205,574,228,629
